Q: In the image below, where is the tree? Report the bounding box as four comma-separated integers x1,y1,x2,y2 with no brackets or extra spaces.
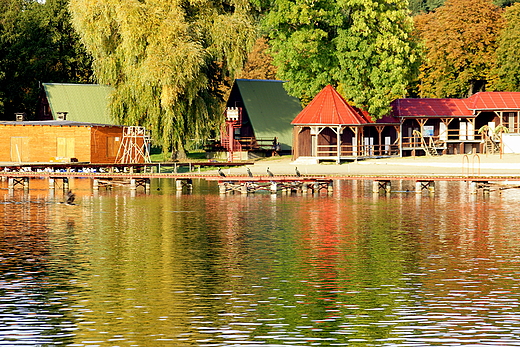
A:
264,0,419,117
0,0,92,119
69,0,257,157
415,0,504,98
490,3,520,91
239,37,277,80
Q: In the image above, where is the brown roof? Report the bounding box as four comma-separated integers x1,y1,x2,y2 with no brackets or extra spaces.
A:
391,98,473,118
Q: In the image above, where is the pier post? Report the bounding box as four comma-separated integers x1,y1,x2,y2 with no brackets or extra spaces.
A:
8,177,14,190
241,184,248,195
176,180,183,191
302,182,308,195
62,178,69,191
145,178,151,191
130,178,137,190
49,178,55,190
93,179,99,190
470,181,478,194
327,181,334,193
373,180,391,194
270,182,277,193
218,183,226,194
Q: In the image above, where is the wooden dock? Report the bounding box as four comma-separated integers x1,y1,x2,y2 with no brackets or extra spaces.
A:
1,162,520,195
205,176,334,194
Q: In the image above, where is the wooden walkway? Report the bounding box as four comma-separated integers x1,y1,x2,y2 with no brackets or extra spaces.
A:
1,163,519,195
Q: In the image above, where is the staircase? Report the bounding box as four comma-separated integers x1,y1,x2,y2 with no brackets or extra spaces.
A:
413,130,439,156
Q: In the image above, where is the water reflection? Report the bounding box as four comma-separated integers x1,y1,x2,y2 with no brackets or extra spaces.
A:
1,179,520,345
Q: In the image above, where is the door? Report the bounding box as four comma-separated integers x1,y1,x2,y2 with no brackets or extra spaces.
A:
57,138,75,158
10,137,30,162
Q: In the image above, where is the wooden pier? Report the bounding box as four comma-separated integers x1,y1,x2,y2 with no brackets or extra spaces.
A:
205,176,334,194
2,162,520,196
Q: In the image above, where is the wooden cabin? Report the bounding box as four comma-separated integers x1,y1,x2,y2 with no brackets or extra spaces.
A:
0,120,125,164
213,79,302,160
291,85,399,163
392,92,520,155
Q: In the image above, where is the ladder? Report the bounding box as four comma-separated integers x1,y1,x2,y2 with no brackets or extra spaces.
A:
413,130,438,156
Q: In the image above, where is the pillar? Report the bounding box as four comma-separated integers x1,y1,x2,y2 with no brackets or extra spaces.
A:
219,183,226,194
176,180,183,191
93,179,99,190
130,178,137,190
49,178,55,190
270,182,277,193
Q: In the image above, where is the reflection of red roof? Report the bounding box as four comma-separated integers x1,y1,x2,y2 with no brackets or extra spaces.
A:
467,92,520,110
291,85,371,125
391,98,472,117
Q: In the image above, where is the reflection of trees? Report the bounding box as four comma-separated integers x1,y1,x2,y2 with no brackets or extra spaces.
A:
6,179,520,345
0,197,76,345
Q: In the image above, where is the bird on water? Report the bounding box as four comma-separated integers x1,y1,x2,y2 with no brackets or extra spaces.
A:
295,167,301,177
218,167,226,177
267,167,274,177
247,167,253,178
65,190,75,205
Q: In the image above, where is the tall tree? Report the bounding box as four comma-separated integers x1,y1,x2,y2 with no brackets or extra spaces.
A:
415,0,504,98
0,0,92,119
69,0,256,157
239,37,277,80
490,3,520,91
264,0,419,118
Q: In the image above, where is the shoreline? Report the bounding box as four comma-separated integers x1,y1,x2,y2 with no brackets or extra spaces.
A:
212,154,520,178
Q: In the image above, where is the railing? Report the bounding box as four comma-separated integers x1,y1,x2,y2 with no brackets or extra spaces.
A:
236,137,278,151
315,144,399,157
402,135,449,149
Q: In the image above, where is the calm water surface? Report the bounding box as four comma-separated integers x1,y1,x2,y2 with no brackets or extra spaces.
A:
1,178,520,346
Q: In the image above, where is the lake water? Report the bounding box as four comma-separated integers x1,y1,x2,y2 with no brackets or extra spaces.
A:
1,178,520,346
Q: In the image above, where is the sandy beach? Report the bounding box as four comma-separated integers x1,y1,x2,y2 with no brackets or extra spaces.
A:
213,154,520,177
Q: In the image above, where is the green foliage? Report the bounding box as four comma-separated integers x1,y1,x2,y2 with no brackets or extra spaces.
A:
69,0,257,156
0,0,92,119
490,3,520,91
415,0,504,98
265,0,420,118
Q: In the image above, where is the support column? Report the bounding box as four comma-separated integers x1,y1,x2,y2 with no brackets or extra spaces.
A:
62,178,69,191
93,179,99,190
130,178,137,190
49,178,55,190
270,182,277,193
176,180,183,191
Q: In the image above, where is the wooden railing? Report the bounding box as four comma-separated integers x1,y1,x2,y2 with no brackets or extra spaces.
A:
316,144,399,157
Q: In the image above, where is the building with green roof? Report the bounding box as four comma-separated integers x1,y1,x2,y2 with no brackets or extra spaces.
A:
37,83,115,124
221,79,302,155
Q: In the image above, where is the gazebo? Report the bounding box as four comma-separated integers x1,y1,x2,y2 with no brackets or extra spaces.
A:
291,85,399,163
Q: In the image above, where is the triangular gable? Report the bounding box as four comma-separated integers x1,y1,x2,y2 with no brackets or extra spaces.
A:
234,79,302,151
291,85,371,125
391,98,473,118
467,92,520,110
43,83,115,125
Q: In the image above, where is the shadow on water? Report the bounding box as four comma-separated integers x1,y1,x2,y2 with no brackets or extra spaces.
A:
1,179,520,345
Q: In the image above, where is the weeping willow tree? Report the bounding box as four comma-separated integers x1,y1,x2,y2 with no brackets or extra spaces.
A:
69,0,256,157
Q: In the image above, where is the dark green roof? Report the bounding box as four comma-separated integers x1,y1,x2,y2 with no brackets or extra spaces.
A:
43,83,115,125
235,79,301,150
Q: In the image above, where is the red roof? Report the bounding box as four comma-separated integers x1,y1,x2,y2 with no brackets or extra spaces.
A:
291,85,371,125
467,92,520,110
391,98,473,118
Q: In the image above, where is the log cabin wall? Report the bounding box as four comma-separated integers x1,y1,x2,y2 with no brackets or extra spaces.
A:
0,124,124,163
90,126,125,163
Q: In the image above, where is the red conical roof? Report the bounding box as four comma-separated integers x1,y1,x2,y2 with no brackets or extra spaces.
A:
291,85,372,125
